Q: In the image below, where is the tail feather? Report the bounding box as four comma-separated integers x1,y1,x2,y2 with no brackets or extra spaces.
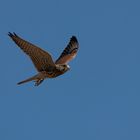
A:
17,76,37,85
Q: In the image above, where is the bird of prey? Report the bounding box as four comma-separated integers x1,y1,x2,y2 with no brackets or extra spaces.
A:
8,32,79,86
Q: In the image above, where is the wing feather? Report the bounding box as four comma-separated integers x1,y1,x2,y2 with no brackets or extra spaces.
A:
55,36,79,64
8,32,55,72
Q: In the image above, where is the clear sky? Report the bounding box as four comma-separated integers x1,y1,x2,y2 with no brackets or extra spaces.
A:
0,0,140,140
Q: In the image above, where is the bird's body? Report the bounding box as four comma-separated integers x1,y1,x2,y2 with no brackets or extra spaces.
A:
8,32,79,86
17,64,70,86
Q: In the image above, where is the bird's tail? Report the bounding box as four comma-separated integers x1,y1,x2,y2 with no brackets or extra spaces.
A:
17,74,44,86
17,74,38,85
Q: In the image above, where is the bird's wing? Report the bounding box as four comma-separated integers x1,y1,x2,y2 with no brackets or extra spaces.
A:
8,32,55,72
55,36,79,64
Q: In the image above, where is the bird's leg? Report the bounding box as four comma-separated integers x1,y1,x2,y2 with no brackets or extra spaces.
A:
34,79,44,86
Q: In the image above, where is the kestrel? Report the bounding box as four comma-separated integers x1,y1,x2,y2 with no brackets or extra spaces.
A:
8,32,79,86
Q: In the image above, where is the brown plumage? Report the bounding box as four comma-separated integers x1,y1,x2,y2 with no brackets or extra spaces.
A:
8,32,79,86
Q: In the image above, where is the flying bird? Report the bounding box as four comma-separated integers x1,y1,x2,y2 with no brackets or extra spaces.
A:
8,32,79,86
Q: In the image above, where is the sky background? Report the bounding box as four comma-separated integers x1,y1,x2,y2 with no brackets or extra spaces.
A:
0,0,140,140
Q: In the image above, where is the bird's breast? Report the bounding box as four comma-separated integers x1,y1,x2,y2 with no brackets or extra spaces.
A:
45,69,66,78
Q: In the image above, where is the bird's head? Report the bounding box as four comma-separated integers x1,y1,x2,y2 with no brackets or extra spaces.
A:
61,64,70,72
56,64,70,72
64,64,70,71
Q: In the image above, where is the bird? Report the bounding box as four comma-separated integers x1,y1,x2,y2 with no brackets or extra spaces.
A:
8,32,79,86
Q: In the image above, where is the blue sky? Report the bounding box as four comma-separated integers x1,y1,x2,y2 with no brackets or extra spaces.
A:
0,0,140,140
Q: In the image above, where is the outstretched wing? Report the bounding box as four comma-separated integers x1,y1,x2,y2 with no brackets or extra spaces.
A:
8,32,55,72
55,36,79,64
